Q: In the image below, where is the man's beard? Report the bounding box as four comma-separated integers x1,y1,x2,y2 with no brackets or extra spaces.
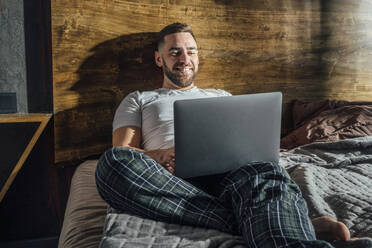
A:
162,58,197,88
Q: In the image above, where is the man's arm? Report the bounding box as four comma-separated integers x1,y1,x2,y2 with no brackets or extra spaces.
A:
113,126,175,174
113,126,142,150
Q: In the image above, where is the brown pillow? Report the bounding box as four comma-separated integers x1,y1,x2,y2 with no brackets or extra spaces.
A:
281,105,372,150
291,99,372,129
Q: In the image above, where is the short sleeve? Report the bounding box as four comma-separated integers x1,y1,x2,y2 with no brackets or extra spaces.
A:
214,89,232,96
221,90,232,96
112,91,142,132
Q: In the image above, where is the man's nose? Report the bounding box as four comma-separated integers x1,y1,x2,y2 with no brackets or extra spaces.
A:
179,51,191,64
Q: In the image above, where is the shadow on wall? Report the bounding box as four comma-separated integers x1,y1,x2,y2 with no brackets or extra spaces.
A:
55,32,163,165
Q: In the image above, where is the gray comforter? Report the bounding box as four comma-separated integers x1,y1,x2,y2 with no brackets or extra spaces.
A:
99,137,372,248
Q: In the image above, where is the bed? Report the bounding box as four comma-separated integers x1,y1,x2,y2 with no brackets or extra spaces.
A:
58,100,372,248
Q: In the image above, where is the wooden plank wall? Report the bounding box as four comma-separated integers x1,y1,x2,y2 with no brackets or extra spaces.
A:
52,0,372,164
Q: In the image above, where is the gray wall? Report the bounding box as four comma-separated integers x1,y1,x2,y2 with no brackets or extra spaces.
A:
0,0,27,113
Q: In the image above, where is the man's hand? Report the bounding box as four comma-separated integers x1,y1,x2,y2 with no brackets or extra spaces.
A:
113,127,175,174
145,147,175,174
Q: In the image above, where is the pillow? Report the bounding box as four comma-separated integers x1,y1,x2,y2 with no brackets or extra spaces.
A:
281,102,372,150
58,160,107,248
291,99,372,129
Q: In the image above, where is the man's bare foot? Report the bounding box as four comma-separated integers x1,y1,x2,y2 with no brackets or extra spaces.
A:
311,216,351,242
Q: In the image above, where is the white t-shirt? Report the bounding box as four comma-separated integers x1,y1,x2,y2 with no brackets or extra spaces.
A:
113,86,231,151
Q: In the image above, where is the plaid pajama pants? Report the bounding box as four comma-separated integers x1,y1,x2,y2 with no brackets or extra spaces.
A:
95,146,334,248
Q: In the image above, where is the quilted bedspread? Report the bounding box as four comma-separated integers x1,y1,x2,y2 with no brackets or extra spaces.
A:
99,137,372,248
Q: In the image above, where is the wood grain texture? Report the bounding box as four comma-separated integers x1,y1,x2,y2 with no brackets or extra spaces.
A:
52,0,372,164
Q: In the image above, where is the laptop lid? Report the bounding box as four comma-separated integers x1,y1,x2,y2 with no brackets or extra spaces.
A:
174,92,282,178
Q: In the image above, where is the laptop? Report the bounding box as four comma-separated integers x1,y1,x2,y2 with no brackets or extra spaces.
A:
174,92,282,179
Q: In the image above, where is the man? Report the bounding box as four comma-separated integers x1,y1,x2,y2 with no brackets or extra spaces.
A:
96,23,362,248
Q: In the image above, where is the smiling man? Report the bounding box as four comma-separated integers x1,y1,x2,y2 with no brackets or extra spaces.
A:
156,31,199,89
95,23,365,248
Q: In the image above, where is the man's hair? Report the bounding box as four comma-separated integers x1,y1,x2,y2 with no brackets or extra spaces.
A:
157,22,196,51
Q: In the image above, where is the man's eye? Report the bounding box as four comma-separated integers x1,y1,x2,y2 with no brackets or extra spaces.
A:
170,52,179,56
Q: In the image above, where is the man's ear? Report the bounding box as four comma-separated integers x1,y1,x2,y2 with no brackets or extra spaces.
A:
155,51,163,67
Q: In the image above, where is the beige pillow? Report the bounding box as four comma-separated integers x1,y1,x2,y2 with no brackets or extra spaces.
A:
58,160,107,248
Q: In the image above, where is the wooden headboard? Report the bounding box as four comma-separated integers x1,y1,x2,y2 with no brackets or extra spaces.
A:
51,0,372,165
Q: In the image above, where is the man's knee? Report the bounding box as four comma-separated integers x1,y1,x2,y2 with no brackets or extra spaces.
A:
235,161,286,178
242,162,295,187
95,147,139,188
97,146,136,173
225,162,297,191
